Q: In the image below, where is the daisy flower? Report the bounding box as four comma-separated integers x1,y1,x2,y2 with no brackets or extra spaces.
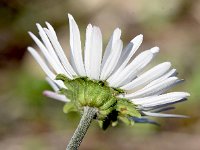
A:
28,14,189,135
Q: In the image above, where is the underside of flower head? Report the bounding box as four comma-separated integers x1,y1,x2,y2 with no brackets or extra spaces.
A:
55,74,141,129
28,14,190,129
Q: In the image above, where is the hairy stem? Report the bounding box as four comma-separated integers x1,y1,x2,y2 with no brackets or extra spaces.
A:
66,106,97,150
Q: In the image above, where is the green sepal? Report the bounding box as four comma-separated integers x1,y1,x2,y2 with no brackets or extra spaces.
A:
94,89,110,107
98,107,115,120
117,98,141,118
98,120,103,129
99,97,116,110
68,78,85,106
112,88,125,95
59,88,74,101
118,115,135,126
63,102,78,113
84,80,100,106
56,74,70,82
118,116,130,125
111,121,118,127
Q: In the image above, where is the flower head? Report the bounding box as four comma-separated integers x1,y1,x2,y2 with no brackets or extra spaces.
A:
28,14,190,129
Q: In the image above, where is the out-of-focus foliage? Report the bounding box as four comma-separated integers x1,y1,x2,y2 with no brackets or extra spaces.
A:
0,0,200,149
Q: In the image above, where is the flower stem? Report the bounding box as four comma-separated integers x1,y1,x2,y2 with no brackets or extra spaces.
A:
66,106,97,150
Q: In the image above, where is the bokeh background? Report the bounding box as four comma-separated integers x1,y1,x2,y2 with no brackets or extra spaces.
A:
0,0,200,149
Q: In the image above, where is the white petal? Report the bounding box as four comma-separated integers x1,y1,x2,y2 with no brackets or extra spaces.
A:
108,47,159,87
43,90,69,102
28,47,55,80
36,24,72,77
36,24,60,66
124,77,181,99
28,32,63,74
142,111,188,118
45,21,72,80
45,77,60,91
101,28,121,68
116,34,143,70
144,68,177,89
84,24,93,77
121,62,171,90
100,39,123,80
131,92,190,106
45,22,57,39
107,34,143,82
68,14,86,76
28,47,65,88
43,28,76,78
90,27,103,80
86,26,103,80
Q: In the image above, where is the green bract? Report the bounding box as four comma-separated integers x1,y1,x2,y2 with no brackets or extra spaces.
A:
56,74,141,129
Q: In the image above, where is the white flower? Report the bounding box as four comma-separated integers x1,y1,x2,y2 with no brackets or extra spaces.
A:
28,14,190,126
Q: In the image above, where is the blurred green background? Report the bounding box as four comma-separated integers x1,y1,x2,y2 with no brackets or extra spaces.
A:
0,0,200,149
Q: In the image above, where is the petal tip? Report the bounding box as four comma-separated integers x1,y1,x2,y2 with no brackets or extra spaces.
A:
115,28,121,33
28,31,32,35
28,32,35,38
131,34,143,43
164,61,171,65
45,21,50,26
186,92,190,97
27,47,33,52
151,47,160,53
68,13,74,20
36,23,40,26
36,23,43,30
138,34,143,38
43,90,49,96
87,23,92,28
